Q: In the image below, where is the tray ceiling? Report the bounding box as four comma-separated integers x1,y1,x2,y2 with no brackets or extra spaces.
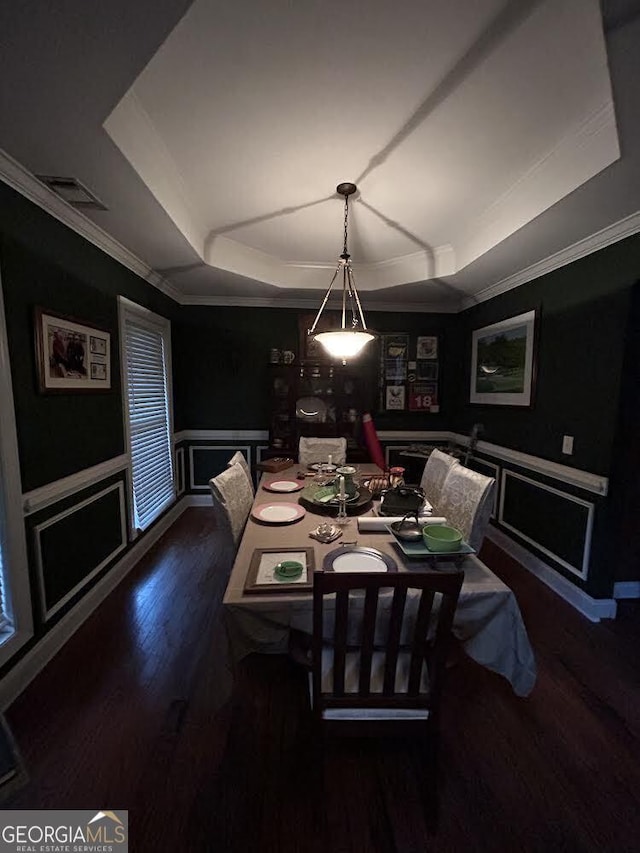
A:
1,0,639,310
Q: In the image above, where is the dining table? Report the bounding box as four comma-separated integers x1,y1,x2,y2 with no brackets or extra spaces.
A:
221,464,537,699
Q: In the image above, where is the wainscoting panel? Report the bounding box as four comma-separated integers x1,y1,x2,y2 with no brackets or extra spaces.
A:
499,470,594,580
175,447,185,496
188,445,251,491
34,481,127,620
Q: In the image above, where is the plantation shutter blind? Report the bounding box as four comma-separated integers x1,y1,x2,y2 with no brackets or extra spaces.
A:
125,318,174,531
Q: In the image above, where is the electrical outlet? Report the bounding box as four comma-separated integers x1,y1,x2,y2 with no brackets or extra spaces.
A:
562,435,574,455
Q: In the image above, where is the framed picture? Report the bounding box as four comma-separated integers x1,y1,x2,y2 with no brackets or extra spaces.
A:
470,310,537,406
34,307,111,393
409,382,439,412
416,336,438,359
385,384,405,410
244,547,316,594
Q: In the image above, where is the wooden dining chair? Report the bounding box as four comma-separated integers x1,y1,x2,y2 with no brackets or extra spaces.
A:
310,569,463,828
209,463,253,549
419,448,459,508
226,450,254,495
436,465,496,551
298,437,347,467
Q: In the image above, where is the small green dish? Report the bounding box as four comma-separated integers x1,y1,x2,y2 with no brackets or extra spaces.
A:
422,524,463,553
274,560,303,581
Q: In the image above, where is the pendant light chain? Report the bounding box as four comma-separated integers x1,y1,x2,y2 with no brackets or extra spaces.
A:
307,182,376,360
342,193,350,258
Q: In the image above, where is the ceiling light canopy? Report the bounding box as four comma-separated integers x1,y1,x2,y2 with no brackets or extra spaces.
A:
308,183,376,362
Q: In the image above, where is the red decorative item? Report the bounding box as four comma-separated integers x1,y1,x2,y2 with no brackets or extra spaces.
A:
362,412,386,471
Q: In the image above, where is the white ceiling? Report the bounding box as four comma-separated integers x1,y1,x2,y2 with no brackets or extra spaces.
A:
1,0,639,312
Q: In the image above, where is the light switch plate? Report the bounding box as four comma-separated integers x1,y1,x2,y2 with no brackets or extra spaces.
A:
562,435,574,455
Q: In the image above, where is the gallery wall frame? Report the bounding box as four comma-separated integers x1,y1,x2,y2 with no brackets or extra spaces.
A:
470,309,537,407
34,307,111,393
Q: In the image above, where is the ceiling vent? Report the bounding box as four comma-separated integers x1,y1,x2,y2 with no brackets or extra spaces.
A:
36,175,108,210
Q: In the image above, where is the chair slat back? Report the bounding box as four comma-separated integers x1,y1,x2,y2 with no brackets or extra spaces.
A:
312,570,463,716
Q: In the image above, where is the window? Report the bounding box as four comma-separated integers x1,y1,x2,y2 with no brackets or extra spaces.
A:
119,297,175,533
0,267,33,666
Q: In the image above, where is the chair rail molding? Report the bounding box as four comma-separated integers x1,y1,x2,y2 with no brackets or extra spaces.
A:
174,429,269,443
22,454,130,516
453,434,608,495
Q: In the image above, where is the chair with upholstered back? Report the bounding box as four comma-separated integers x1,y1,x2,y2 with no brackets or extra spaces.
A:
298,437,347,467
436,465,495,551
209,463,254,549
227,450,254,495
419,448,459,508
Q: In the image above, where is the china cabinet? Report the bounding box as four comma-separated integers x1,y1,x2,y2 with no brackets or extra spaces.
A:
267,363,371,459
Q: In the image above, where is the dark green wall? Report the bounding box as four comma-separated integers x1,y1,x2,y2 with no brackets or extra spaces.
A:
453,236,640,476
0,181,176,491
173,306,456,432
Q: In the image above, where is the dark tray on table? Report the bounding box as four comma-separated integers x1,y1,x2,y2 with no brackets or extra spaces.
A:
299,484,373,516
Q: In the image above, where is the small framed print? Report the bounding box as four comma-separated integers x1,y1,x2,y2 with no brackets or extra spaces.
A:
244,548,316,594
384,334,409,361
416,336,438,359
34,307,111,393
385,384,405,410
417,361,438,380
409,382,439,412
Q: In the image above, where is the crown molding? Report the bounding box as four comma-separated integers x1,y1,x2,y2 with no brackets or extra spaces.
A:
0,146,182,302
462,209,640,309
2,144,639,314
178,293,457,312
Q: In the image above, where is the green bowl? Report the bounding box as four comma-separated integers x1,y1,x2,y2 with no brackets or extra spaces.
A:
422,524,463,552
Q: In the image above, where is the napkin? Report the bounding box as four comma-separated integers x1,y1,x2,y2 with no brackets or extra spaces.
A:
357,515,447,532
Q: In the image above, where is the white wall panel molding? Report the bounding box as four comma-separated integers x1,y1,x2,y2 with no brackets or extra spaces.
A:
487,525,616,623
188,444,251,490
34,482,128,621
453,434,608,495
174,429,268,443
175,447,185,496
378,431,452,442
0,498,188,711
499,470,594,580
0,147,181,302
22,454,130,516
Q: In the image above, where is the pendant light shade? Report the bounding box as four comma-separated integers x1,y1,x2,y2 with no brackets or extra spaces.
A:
308,183,376,362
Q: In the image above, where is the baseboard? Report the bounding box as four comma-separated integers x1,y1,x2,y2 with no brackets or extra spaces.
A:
186,494,212,506
613,581,640,600
486,525,617,622
0,497,191,711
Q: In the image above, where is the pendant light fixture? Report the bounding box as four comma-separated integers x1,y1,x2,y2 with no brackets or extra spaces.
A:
308,182,376,362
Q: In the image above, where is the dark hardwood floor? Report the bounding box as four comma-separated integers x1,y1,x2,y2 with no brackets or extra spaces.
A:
5,508,640,852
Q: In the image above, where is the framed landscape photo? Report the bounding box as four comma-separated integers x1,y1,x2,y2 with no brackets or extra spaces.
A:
470,310,537,406
34,307,111,393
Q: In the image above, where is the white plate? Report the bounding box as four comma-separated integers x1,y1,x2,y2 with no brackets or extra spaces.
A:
251,503,306,524
324,546,398,573
263,480,303,493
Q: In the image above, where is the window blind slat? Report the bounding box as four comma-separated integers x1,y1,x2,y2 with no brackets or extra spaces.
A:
124,314,174,531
